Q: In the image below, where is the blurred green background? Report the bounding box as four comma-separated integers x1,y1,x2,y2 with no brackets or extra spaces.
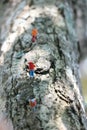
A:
82,78,87,102
80,59,87,103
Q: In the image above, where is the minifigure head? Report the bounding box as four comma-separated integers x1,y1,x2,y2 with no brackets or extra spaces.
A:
28,62,33,65
27,95,35,102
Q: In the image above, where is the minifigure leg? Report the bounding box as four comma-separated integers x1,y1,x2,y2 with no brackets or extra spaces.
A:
29,70,34,77
32,107,36,112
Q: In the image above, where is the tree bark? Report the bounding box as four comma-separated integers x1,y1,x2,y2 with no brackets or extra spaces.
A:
0,0,87,130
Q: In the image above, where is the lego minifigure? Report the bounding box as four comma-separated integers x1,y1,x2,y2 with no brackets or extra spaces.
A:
31,29,38,42
28,62,35,78
29,98,37,111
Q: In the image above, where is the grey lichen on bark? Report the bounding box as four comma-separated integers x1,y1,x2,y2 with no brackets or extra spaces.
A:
0,0,87,130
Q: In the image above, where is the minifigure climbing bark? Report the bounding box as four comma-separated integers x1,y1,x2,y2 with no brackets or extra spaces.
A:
0,0,87,130
31,29,38,42
29,98,37,111
28,62,36,78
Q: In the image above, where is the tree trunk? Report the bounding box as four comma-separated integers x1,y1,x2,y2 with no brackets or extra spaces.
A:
0,0,87,130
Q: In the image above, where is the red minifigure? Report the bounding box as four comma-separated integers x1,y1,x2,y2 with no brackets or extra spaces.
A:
29,98,37,111
28,62,35,78
32,36,36,42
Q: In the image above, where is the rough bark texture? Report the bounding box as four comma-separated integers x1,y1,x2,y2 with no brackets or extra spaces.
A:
0,0,87,130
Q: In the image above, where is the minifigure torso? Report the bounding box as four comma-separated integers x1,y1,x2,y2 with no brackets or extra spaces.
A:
32,29,38,37
28,62,35,70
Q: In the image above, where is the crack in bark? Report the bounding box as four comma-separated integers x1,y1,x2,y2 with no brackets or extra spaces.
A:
55,88,73,103
35,68,49,74
54,80,74,104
